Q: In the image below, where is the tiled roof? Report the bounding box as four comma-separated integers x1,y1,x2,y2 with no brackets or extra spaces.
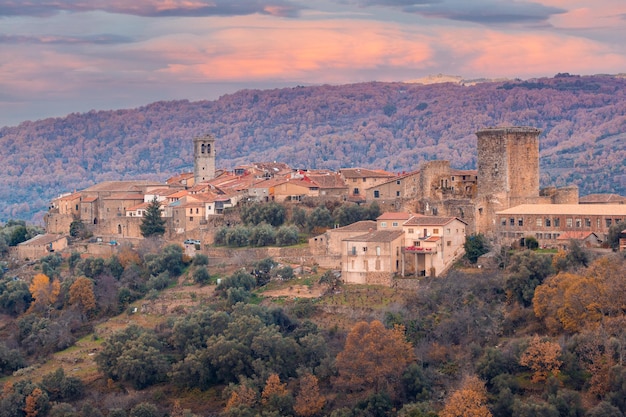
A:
377,212,414,221
404,216,461,226
497,204,626,216
103,193,144,200
344,230,404,243
304,173,347,189
579,194,626,204
339,168,395,179
19,234,65,246
368,171,420,187
82,180,162,192
335,220,377,232
82,196,98,203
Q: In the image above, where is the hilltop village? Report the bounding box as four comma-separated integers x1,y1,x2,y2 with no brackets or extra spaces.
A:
39,126,626,285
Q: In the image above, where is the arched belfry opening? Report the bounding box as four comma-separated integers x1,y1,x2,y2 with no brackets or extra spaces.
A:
193,134,216,184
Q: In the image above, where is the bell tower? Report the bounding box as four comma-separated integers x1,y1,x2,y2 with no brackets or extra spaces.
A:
193,134,216,184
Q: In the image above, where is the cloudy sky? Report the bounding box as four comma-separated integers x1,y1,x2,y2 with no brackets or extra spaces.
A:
1,0,625,127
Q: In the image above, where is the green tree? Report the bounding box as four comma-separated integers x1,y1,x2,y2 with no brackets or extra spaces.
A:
464,234,491,264
607,221,626,251
276,225,299,246
140,198,166,237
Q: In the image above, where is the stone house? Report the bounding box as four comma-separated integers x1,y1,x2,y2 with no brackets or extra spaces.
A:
365,171,420,204
309,220,377,268
339,168,396,203
341,230,404,285
495,204,626,247
17,234,68,260
401,216,467,277
376,212,414,230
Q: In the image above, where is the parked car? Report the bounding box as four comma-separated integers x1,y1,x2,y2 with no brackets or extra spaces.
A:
184,239,201,245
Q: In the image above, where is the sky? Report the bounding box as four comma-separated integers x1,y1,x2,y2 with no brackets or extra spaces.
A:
1,0,626,127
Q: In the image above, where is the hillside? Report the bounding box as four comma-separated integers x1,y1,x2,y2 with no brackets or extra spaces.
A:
1,73,625,222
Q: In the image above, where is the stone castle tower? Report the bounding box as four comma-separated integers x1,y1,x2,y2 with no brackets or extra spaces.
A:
475,126,541,235
476,126,541,203
193,134,216,183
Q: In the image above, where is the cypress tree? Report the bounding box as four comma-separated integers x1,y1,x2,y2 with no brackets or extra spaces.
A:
140,198,166,237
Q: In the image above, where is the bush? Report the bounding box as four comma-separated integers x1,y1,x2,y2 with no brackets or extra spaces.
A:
464,234,491,263
276,225,299,246
192,253,209,266
193,267,211,284
249,223,276,247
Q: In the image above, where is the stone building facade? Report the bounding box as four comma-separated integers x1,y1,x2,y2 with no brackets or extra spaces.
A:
193,134,216,184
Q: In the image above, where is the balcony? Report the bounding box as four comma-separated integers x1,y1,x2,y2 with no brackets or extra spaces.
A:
403,246,436,254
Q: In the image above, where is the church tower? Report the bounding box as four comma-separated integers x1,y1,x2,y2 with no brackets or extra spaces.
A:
193,134,216,184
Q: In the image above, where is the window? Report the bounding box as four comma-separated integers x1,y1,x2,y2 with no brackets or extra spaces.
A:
423,228,428,236
408,228,414,234
433,228,439,234
446,228,451,235
413,241,420,247
363,247,367,252
363,178,367,182
392,222,399,227
376,246,381,256
375,259,381,270
554,218,560,227
567,218,573,227
606,219,612,227
510,218,515,226
351,246,356,255
353,188,359,195
585,218,591,227
447,241,451,246
352,178,357,183
518,218,523,227
363,260,368,270
189,217,193,221
536,218,543,227
396,180,401,185
501,218,507,226
479,208,483,215
196,208,199,214
396,191,401,197
576,219,581,228
380,222,387,228
374,190,380,198
545,218,551,227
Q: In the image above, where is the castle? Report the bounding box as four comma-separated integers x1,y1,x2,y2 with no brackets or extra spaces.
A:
43,127,625,256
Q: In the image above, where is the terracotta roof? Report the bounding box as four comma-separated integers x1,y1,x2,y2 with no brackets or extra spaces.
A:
404,216,463,226
168,190,189,199
304,173,347,189
497,204,626,216
166,172,194,184
148,188,179,196
344,230,404,243
19,234,65,246
425,236,442,242
368,171,420,187
82,180,162,193
377,212,414,221
103,193,144,200
55,192,81,201
579,194,626,204
82,196,98,203
334,220,377,232
339,168,395,179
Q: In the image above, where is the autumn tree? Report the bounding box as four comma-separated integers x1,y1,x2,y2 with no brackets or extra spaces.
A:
28,273,60,314
261,373,288,405
519,335,563,383
68,277,97,318
225,384,258,411
140,197,165,237
335,320,415,394
440,375,492,417
294,373,325,417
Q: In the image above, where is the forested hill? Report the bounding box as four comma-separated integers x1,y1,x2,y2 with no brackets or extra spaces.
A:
1,74,626,222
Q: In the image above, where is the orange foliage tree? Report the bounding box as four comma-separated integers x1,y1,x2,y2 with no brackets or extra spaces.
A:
225,384,257,411
68,276,97,317
294,373,325,417
334,320,415,394
261,373,288,405
28,273,60,313
440,375,492,417
519,335,563,383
